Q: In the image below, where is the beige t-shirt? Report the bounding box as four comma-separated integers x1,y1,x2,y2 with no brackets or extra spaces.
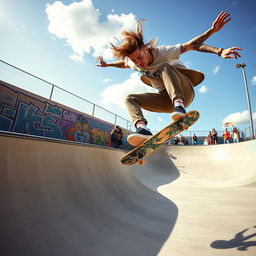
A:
233,131,239,139
126,44,187,91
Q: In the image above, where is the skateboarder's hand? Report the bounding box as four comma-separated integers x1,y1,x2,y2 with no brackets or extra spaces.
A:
211,11,231,33
96,56,108,67
220,47,242,59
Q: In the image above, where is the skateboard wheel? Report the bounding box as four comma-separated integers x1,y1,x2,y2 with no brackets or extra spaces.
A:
138,160,145,166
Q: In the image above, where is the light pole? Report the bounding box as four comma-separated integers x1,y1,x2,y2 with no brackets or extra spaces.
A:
236,63,255,139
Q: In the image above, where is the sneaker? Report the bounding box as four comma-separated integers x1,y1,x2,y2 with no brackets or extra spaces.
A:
172,106,186,121
127,127,153,146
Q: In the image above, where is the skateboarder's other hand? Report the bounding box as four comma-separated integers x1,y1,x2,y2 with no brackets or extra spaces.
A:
221,47,242,59
211,11,231,33
96,56,108,67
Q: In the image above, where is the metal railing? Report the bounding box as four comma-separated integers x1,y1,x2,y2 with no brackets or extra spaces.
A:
0,59,133,130
1,59,255,139
241,126,256,140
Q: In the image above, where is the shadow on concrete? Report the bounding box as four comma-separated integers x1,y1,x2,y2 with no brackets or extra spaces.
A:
132,147,180,191
211,226,256,251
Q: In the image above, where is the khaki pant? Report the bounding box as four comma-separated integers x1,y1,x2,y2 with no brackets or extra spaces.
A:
125,64,195,126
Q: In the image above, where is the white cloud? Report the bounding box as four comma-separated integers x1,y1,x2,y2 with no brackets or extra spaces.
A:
198,85,208,94
100,72,155,108
69,54,84,62
251,76,256,86
222,110,256,127
212,65,220,75
45,0,137,61
103,78,112,83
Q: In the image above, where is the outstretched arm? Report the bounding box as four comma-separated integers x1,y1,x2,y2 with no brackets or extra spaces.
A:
180,11,241,58
96,56,129,68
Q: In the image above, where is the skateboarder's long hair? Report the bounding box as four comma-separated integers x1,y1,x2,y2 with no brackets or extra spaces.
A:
110,19,158,60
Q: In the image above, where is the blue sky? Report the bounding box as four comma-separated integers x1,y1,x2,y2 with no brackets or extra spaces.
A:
0,0,256,135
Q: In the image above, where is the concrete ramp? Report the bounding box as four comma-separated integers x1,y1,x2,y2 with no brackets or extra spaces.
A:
0,133,256,256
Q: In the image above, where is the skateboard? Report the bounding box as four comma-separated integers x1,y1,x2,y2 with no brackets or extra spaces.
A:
120,110,199,166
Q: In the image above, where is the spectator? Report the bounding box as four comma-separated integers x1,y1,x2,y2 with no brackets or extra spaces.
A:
111,125,123,148
179,135,186,145
192,133,198,145
212,128,218,144
207,131,213,145
117,127,124,148
173,137,180,145
223,128,230,144
232,127,240,143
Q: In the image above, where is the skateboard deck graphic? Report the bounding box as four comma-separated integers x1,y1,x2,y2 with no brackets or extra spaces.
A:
121,110,199,166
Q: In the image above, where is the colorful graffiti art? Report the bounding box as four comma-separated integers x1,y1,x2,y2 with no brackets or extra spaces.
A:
0,81,129,148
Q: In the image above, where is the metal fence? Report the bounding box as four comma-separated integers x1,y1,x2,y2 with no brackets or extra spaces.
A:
0,59,133,130
241,126,256,140
0,59,255,139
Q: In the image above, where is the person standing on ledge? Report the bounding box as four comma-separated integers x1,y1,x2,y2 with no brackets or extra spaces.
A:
97,11,241,146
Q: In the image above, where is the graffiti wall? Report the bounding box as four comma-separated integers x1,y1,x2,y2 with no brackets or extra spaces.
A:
0,80,131,148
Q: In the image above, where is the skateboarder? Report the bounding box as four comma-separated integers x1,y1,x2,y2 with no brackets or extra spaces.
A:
97,11,241,145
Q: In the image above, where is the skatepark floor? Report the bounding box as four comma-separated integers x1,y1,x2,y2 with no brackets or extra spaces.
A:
0,132,256,256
